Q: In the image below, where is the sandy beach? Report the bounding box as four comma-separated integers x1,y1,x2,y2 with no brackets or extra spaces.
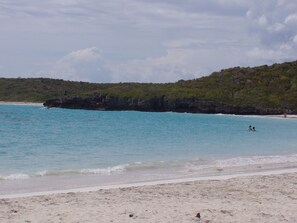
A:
265,115,297,119
1,172,297,223
0,101,43,106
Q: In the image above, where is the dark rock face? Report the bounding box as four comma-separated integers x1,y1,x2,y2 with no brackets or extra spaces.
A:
43,95,292,115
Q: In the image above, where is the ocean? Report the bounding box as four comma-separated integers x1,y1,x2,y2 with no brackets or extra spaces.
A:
1,104,297,195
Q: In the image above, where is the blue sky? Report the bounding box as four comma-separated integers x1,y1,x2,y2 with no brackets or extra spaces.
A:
0,0,297,83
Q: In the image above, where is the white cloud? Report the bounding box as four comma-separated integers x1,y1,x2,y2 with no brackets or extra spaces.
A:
110,49,199,82
48,43,254,83
267,23,285,32
245,0,297,64
165,39,207,49
61,47,102,63
247,44,294,62
285,14,297,24
293,35,297,44
47,47,199,83
258,15,268,26
50,47,113,83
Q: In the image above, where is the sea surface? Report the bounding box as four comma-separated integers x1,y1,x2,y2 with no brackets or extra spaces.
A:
1,104,297,194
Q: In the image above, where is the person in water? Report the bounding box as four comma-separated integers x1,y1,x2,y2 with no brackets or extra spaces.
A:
248,126,256,131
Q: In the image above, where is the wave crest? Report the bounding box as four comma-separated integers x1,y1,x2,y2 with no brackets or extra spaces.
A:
80,164,128,175
2,154,297,181
0,173,30,180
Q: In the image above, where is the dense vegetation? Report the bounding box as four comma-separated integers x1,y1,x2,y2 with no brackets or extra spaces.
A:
1,60,297,110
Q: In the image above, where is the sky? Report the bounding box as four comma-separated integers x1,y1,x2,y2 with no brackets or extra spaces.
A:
0,0,297,83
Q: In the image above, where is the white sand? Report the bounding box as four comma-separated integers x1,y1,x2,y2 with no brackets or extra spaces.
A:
1,172,297,223
265,114,297,119
0,101,43,106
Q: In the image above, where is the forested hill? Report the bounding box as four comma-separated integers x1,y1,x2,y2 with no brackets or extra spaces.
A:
1,60,297,114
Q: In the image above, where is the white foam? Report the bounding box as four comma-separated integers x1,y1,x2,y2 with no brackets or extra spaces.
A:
80,164,128,175
0,164,128,181
2,168,297,199
0,173,30,180
216,154,297,168
183,154,297,172
2,154,297,181
35,170,47,177
184,163,215,171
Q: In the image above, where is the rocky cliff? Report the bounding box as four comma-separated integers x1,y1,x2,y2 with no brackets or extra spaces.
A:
44,94,291,115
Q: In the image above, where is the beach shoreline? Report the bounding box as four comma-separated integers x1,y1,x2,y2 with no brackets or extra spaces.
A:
0,101,43,106
1,157,297,199
1,167,297,199
1,170,297,222
264,114,297,119
1,102,297,119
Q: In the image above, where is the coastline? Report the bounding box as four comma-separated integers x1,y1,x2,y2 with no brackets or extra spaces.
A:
0,101,43,106
1,167,297,199
1,170,297,222
1,102,297,119
264,114,297,119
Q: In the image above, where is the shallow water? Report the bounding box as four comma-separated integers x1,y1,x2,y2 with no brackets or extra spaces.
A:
1,104,297,194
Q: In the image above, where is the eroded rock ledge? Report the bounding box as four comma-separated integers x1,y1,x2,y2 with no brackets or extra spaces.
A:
43,95,293,115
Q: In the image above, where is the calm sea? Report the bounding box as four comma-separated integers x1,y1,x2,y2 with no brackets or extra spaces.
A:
1,104,297,194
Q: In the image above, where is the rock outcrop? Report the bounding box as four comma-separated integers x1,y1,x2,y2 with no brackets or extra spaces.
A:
43,95,292,115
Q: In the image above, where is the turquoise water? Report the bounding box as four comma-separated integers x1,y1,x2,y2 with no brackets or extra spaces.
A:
1,104,297,193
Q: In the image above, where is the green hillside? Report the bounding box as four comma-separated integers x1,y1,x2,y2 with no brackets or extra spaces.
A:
1,60,297,110
0,78,106,102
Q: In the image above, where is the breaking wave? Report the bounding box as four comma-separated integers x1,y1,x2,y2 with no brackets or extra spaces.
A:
184,154,297,172
215,154,297,168
0,173,30,180
1,154,297,180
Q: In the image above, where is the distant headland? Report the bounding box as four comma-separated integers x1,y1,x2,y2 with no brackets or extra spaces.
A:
1,60,297,115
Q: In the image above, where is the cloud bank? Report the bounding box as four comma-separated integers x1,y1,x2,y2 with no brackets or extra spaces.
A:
0,0,296,82
246,0,297,62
